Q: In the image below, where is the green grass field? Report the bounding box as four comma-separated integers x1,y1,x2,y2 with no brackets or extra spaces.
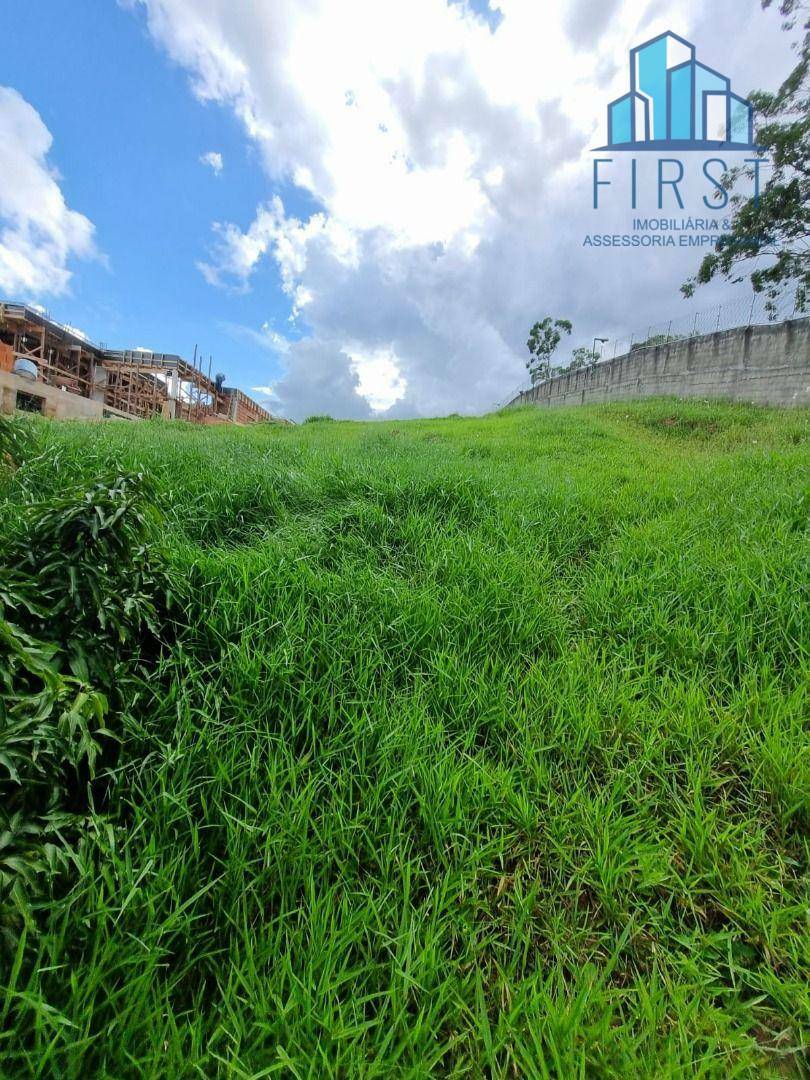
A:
1,400,808,1077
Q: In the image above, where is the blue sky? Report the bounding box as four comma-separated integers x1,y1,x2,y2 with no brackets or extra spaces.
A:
3,0,304,393
0,1,792,419
0,0,498,398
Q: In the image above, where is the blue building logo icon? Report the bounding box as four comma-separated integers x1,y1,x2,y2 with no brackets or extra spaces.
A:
600,31,757,150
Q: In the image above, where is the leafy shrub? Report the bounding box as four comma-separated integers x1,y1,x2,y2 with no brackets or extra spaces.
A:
16,472,164,683
0,469,168,945
0,584,108,946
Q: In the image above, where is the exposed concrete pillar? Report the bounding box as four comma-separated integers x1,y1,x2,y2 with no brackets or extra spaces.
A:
92,364,108,402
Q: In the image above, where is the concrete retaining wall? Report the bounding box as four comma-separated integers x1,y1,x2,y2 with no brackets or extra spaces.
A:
0,370,138,420
510,318,810,410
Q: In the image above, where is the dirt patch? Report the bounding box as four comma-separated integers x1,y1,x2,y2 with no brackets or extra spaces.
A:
657,416,721,435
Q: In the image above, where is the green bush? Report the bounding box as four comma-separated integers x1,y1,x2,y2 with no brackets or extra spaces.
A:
0,467,168,945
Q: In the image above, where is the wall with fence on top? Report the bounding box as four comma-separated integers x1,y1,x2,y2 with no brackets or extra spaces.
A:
501,293,809,411
505,315,809,411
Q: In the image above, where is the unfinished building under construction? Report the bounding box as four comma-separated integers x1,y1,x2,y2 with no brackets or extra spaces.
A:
0,302,282,424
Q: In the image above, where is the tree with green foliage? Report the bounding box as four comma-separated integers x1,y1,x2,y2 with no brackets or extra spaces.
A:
568,346,599,371
682,1,809,314
526,317,572,384
634,332,686,349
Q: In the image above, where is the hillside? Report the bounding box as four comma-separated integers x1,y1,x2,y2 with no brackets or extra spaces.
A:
1,401,808,1076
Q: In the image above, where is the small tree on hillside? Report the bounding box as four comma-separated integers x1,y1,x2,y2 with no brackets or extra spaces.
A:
682,1,809,314
526,318,573,384
568,346,599,370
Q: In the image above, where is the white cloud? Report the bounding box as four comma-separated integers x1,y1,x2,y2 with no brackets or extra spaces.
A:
200,149,223,174
251,339,375,420
128,0,794,419
200,196,357,316
343,344,407,411
224,319,293,353
0,86,96,298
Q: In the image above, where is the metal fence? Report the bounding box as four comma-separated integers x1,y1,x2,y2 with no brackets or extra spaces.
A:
498,291,803,409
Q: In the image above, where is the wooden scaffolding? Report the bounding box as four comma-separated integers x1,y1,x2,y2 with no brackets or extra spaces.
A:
0,302,279,424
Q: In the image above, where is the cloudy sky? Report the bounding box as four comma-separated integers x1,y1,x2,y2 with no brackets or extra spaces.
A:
0,1,795,419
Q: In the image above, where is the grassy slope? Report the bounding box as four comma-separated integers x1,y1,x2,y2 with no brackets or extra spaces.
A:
1,400,808,1077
